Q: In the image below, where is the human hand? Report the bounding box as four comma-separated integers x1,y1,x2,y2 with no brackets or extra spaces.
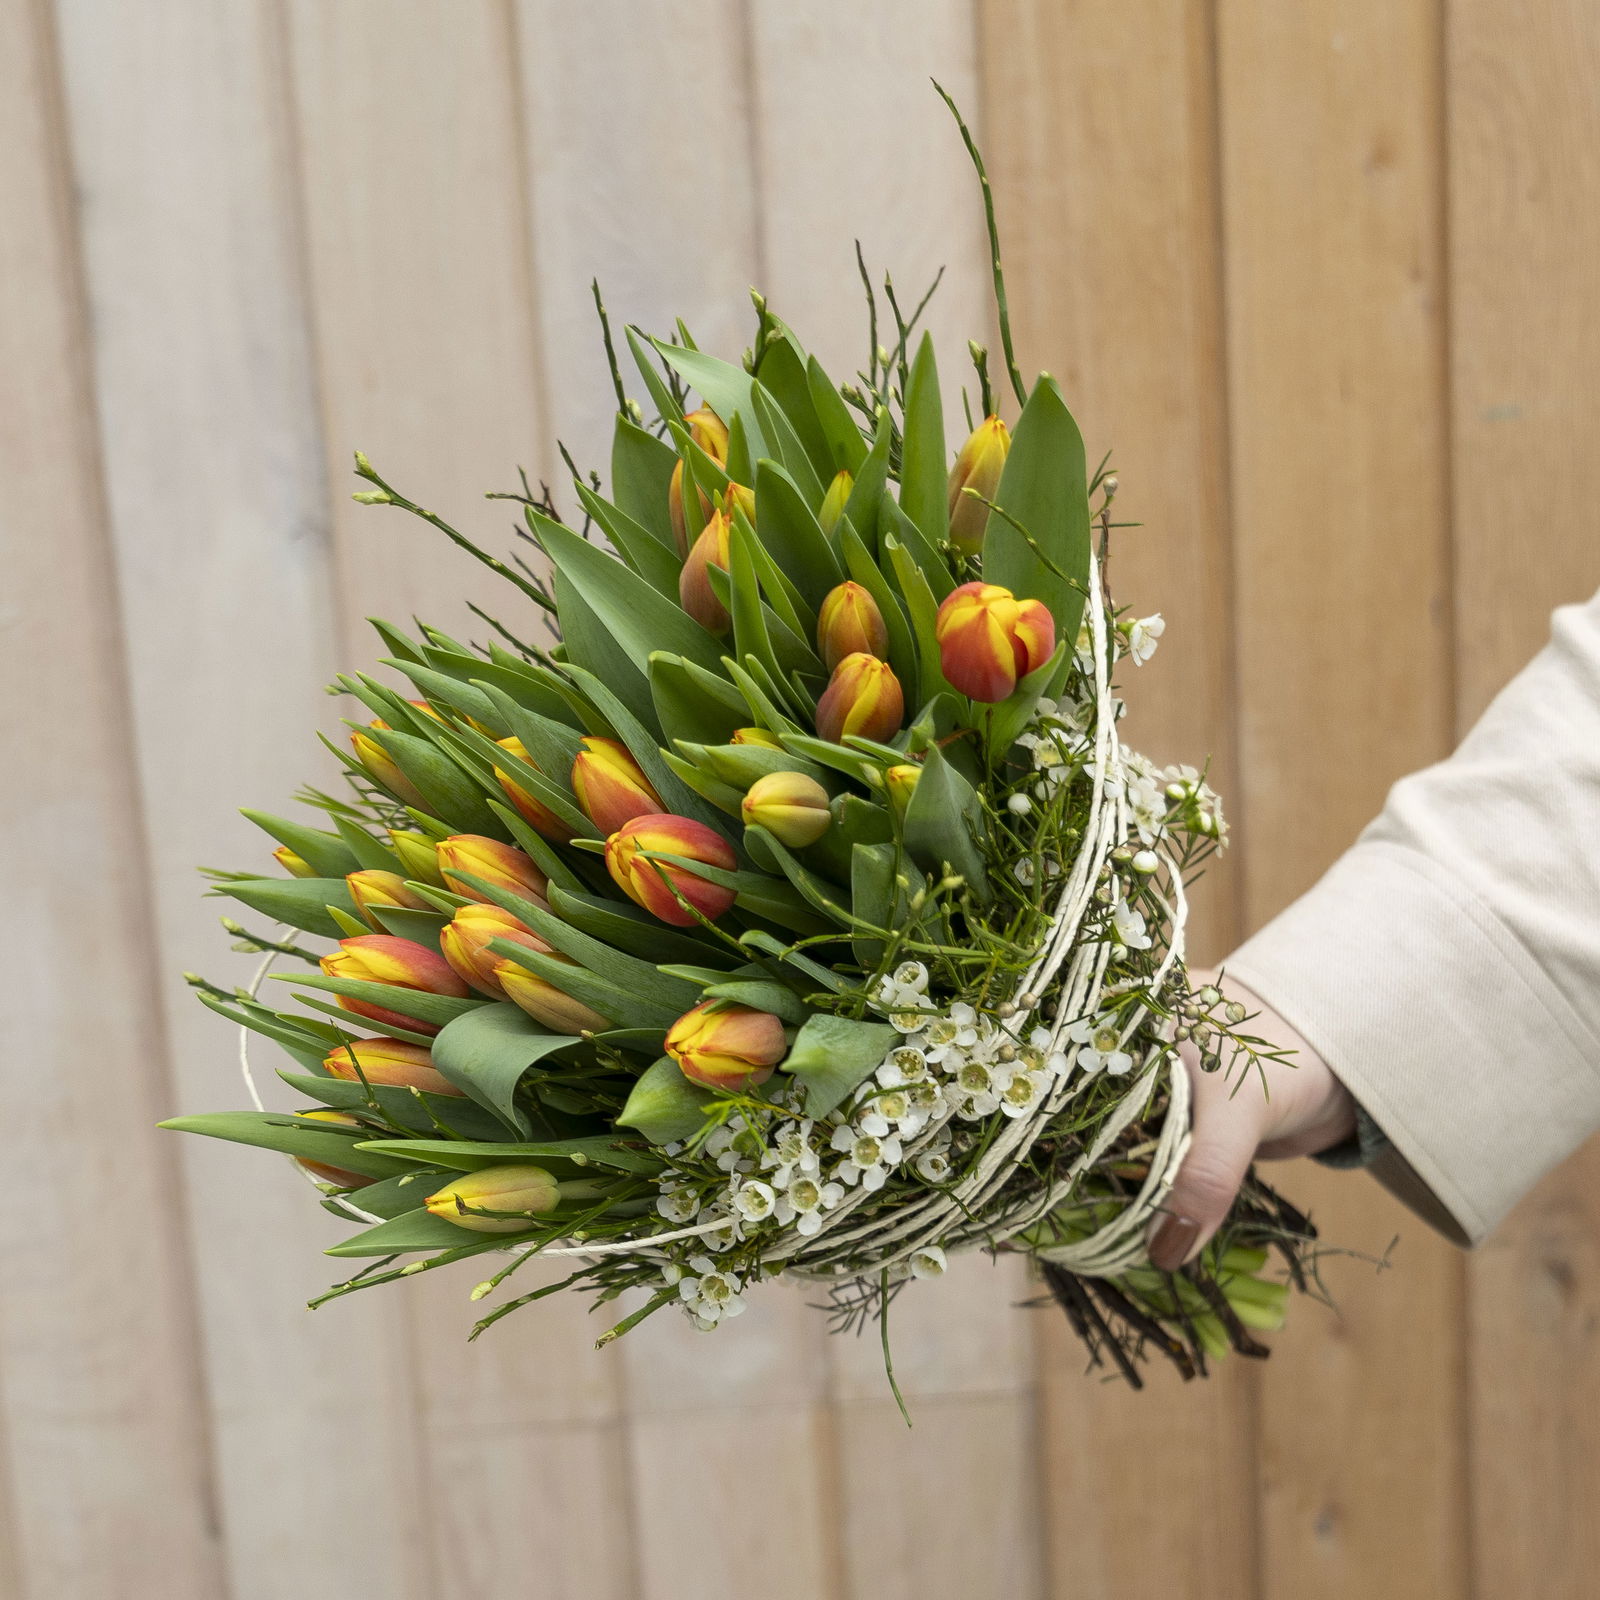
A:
1147,970,1357,1271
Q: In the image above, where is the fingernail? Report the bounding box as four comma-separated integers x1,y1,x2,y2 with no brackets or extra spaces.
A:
1148,1214,1200,1272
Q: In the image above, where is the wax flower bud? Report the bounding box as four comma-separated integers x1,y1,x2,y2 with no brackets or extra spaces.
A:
388,830,445,886
425,1164,561,1233
493,736,569,841
668,407,730,556
665,1000,788,1091
946,415,1011,555
934,581,1056,703
439,902,550,998
349,723,425,808
741,771,832,848
295,1109,371,1188
884,763,921,817
435,835,548,909
320,934,472,1035
323,1036,464,1096
571,736,663,836
606,813,738,926
496,956,613,1035
274,845,315,878
345,869,434,929
730,726,784,750
819,468,853,535
679,508,733,634
816,580,889,671
814,653,905,745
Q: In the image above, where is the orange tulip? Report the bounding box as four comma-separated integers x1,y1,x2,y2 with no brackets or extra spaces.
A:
295,1109,371,1187
274,845,315,878
606,813,738,926
570,736,662,836
668,407,730,556
816,580,889,671
493,736,570,841
425,1165,561,1233
679,508,733,634
946,415,1011,555
665,1001,787,1091
320,934,472,1036
934,581,1056,703
439,902,550,998
345,869,434,930
435,835,549,909
819,468,853,536
349,724,425,809
814,653,904,745
496,958,613,1035
323,1036,464,1096
741,771,832,848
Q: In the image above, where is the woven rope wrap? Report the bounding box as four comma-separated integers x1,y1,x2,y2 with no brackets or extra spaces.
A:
238,545,1191,1277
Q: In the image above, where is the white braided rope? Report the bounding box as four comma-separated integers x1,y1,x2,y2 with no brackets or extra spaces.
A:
239,545,1190,1280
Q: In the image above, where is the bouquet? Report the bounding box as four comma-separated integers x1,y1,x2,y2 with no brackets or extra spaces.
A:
165,97,1321,1391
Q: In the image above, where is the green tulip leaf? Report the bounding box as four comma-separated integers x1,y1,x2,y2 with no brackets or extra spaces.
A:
324,1207,542,1257
782,1014,900,1118
239,812,361,879
610,412,679,546
899,332,949,550
278,973,485,1029
218,876,360,941
158,1110,416,1180
807,355,869,472
429,1001,587,1133
616,1055,716,1145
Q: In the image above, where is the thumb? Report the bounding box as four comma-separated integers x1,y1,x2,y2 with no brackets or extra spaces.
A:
1147,1051,1267,1271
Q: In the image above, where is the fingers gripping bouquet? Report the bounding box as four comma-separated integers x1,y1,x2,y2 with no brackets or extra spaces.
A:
166,103,1320,1388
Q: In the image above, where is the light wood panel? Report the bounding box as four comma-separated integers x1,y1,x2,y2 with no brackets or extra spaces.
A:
980,6,1256,1595
0,1,221,1594
1216,5,1465,1599
1446,5,1600,1595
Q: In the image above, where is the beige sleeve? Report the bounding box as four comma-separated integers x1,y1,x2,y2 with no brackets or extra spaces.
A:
1227,590,1600,1246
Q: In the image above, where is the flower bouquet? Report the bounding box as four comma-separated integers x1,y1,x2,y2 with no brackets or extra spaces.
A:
165,99,1320,1390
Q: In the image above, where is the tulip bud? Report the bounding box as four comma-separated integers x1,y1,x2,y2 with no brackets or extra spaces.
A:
493,737,570,841
884,763,921,817
665,1000,787,1090
425,1164,561,1233
741,771,832,847
814,653,905,745
296,1109,371,1187
320,933,472,1035
388,830,445,887
323,1036,465,1096
730,726,784,750
934,581,1056,703
435,835,549,909
816,580,889,670
819,468,853,535
571,736,662,836
679,508,732,634
346,869,434,930
496,956,613,1035
946,415,1011,555
274,845,315,878
721,482,756,525
668,407,730,556
606,813,738,926
439,902,550,997
350,724,426,808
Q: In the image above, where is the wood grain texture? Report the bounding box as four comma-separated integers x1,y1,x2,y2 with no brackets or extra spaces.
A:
47,4,436,1594
1447,5,1600,1595
1215,4,1466,1598
0,1,222,1594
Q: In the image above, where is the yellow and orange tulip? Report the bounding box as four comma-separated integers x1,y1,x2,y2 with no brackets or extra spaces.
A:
388,830,445,887
436,834,549,909
665,1000,787,1090
814,652,905,745
731,726,784,749
425,1164,561,1233
679,508,733,635
741,771,832,848
439,902,549,998
606,813,738,926
946,415,1011,555
571,736,662,836
934,581,1056,703
295,1109,371,1187
668,407,730,556
349,724,425,809
345,869,434,929
884,763,921,817
274,845,315,878
819,468,853,535
496,958,613,1036
816,580,889,671
320,933,472,1036
493,736,570,841
323,1036,464,1096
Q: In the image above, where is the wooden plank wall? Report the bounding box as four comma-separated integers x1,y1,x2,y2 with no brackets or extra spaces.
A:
5,3,1600,1597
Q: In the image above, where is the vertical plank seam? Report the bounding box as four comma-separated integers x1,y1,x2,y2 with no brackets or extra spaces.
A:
736,0,772,299
264,9,437,1596
28,0,232,1583
1201,2,1265,1595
